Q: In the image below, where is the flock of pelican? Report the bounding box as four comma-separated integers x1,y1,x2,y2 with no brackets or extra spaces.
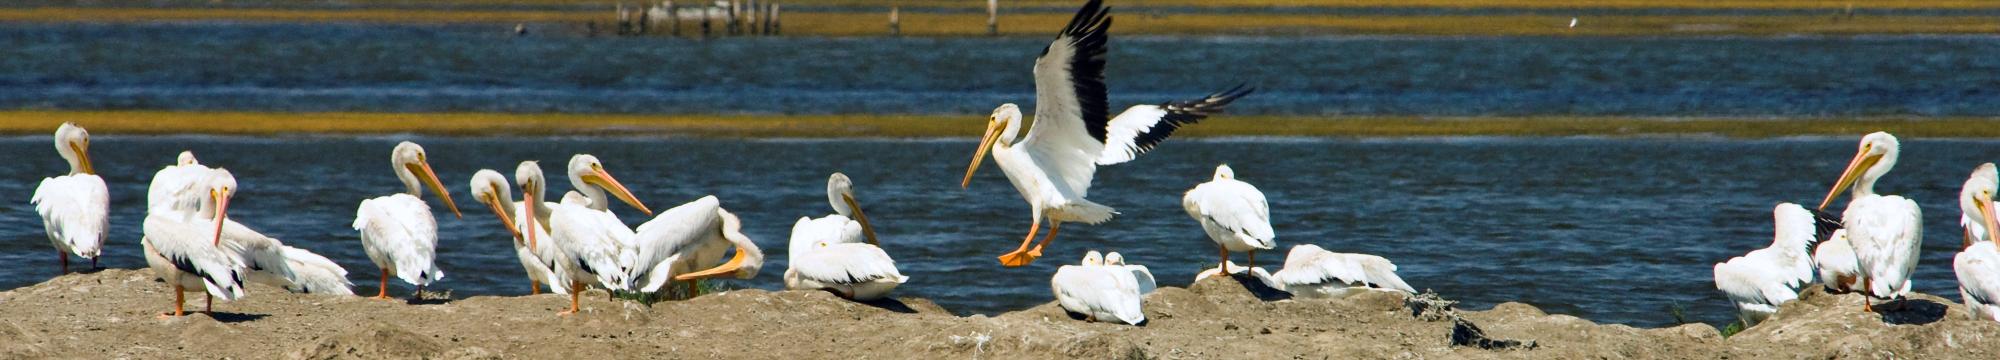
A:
1713,131,2000,327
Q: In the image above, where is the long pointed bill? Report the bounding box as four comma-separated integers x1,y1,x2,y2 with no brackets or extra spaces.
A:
1981,197,1998,250
676,248,748,281
1819,146,1880,210
70,142,93,175
523,189,539,250
961,121,1003,189
843,193,878,246
587,166,652,216
481,194,522,242
410,161,463,218
211,189,231,247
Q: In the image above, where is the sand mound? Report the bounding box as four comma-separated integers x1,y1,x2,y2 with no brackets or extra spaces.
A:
3,269,1999,358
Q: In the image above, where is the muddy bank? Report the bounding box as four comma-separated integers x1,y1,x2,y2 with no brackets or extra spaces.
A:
1,269,1996,358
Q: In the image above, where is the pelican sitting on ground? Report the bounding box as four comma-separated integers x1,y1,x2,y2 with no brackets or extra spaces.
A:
1956,163,2000,322
32,122,106,273
1184,164,1275,274
1817,132,1921,312
784,173,905,300
960,0,1254,267
1263,244,1415,299
141,169,246,317
1713,203,1823,326
1815,229,1860,292
353,141,462,300
627,195,755,296
1050,251,1144,325
1102,252,1155,295
547,155,651,314
468,166,568,295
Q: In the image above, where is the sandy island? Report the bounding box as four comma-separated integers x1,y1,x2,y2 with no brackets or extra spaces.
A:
2,268,1997,358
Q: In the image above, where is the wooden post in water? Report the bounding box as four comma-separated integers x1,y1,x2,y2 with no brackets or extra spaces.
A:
770,3,781,35
888,6,901,36
727,0,740,35
746,0,759,36
701,4,713,38
616,2,630,35
987,0,999,36
667,0,680,37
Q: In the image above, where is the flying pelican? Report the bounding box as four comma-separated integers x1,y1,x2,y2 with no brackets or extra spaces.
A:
1713,203,1822,326
468,166,568,295
1102,252,1155,295
1050,251,1144,325
1817,132,1921,312
783,173,904,300
353,141,462,300
1815,229,1859,292
32,122,106,273
960,0,1254,267
1184,164,1275,273
141,168,245,317
547,155,651,314
1957,163,2000,322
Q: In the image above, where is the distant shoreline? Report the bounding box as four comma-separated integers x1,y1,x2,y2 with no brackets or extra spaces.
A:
5,6,2000,36
8,110,2000,138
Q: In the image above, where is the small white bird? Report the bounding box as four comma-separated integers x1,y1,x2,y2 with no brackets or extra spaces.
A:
1184,164,1275,274
1713,203,1822,326
1101,252,1155,295
353,141,462,300
1265,244,1414,299
1814,229,1859,292
31,122,107,273
141,168,246,317
1050,251,1144,325
1569,17,1579,28
1955,163,2000,322
468,166,568,295
784,173,906,300
1818,132,1921,312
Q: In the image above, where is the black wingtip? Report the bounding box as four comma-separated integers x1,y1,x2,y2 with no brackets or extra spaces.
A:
1062,0,1112,40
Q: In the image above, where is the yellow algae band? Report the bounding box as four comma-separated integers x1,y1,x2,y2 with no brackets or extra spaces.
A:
5,110,2000,138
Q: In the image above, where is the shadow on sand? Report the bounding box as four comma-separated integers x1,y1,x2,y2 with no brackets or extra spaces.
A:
1877,298,1948,325
850,293,920,314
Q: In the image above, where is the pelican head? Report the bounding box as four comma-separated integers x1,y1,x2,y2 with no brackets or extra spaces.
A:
676,209,765,281
177,150,198,166
827,172,878,245
53,122,92,175
392,141,461,218
963,103,1023,188
515,161,549,248
1104,251,1125,266
567,154,651,215
468,169,522,242
1082,250,1104,266
1819,132,1900,210
1962,163,1999,248
203,169,238,247
1213,164,1234,180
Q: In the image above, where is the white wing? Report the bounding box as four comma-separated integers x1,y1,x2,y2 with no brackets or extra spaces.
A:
1713,250,1807,324
1955,242,2000,321
631,196,726,292
1097,86,1254,165
147,164,212,214
277,245,354,296
142,213,246,301
792,243,907,286
1120,264,1157,295
1184,179,1275,249
549,202,635,291
1272,245,1414,293
354,194,444,286
1018,0,1112,200
32,174,108,259
225,221,297,293
1843,195,1922,298
1050,265,1144,325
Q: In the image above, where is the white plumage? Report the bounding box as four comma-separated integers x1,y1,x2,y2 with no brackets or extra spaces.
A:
353,141,461,299
148,151,210,214
1817,132,1920,311
1712,203,1820,326
468,165,570,295
784,173,904,300
1050,251,1144,325
1184,164,1276,272
141,168,246,316
31,122,106,272
1101,252,1155,295
1267,244,1415,299
1814,229,1860,292
545,154,654,314
1956,163,2000,322
961,0,1252,267
629,196,738,293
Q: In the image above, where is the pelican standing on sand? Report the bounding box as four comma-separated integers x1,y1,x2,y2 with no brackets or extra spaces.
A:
1956,163,2000,321
1817,132,1921,312
1050,251,1144,325
961,0,1254,267
547,155,650,314
32,122,106,273
1184,164,1275,273
784,173,906,300
1712,203,1823,326
142,169,246,317
353,141,462,299
469,167,568,295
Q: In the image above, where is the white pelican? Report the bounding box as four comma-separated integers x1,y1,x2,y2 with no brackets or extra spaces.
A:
353,141,462,299
1049,251,1143,325
1264,244,1415,299
149,151,210,213
1101,251,1155,295
1814,229,1859,292
547,155,651,314
1817,132,1921,311
468,166,569,295
32,122,106,273
141,169,245,317
1712,203,1821,326
1183,164,1275,273
1956,163,2000,321
667,207,765,288
783,173,905,300
960,0,1253,267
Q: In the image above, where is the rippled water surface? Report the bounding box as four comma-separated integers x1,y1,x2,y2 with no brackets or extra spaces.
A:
2,136,1994,327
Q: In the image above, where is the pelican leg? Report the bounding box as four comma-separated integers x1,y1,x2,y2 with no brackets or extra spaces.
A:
560,281,582,316
1027,221,1061,258
691,280,704,297
161,283,186,318
1248,250,1256,268
1861,277,1875,313
1218,245,1231,276
204,293,213,315
372,268,391,300
996,219,1044,267
59,252,67,274
90,256,97,270
415,284,425,300
531,280,542,296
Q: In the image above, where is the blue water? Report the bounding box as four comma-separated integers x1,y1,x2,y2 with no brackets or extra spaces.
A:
0,136,1992,328
1,23,1998,116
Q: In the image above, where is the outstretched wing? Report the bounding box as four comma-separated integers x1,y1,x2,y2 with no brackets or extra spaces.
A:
1098,86,1255,165
1020,0,1113,198
631,196,726,292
